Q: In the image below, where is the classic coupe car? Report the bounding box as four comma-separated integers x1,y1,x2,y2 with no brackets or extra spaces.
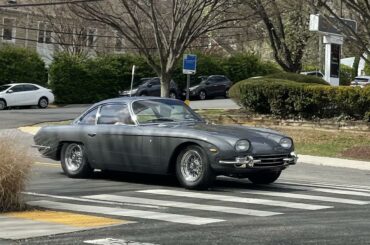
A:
34,97,298,189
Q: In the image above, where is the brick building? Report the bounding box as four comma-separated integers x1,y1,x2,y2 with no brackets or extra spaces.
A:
0,0,126,66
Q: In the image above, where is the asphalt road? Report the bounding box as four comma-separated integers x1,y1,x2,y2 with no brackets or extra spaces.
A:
2,131,370,245
0,99,239,129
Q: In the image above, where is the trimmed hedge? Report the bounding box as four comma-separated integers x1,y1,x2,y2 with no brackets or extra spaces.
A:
265,72,329,85
230,78,370,120
0,45,47,86
49,53,155,104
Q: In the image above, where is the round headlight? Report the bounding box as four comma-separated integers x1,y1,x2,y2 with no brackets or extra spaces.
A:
280,138,292,149
235,140,250,152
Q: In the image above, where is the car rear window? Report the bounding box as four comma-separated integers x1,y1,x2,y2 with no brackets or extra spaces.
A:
355,78,370,83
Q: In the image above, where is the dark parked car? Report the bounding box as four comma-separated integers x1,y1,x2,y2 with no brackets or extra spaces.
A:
182,75,232,100
34,97,297,189
120,77,179,98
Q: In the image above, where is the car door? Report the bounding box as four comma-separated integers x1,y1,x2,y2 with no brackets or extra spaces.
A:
148,78,161,97
214,76,228,95
22,84,41,105
4,85,27,106
205,76,219,96
85,103,142,172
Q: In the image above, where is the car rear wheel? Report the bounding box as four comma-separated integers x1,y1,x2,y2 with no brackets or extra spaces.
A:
0,100,6,110
199,90,207,100
61,143,93,178
169,91,177,99
38,97,49,109
176,145,215,189
225,89,230,98
248,171,282,184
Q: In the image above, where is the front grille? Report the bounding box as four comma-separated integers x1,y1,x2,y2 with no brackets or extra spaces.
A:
253,154,289,167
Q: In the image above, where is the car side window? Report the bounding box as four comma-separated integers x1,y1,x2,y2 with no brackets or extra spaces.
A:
23,85,39,91
11,85,25,93
97,104,134,125
151,79,160,86
80,108,98,125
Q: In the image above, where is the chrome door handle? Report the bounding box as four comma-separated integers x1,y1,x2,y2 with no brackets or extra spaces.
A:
88,133,97,137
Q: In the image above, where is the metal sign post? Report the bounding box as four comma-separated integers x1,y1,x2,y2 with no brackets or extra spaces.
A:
309,14,357,86
130,65,136,97
183,54,197,106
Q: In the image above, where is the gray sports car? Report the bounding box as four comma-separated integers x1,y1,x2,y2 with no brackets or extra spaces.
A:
34,97,298,189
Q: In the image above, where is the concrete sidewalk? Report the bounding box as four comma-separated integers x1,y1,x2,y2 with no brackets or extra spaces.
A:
299,155,370,171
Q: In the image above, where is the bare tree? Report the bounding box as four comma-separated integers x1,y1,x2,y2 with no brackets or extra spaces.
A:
70,0,242,97
244,0,312,73
310,0,370,62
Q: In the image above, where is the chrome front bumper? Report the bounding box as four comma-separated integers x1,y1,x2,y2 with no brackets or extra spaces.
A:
219,152,298,169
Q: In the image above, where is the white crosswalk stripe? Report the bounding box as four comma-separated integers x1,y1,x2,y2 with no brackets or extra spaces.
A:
240,190,369,205
28,200,224,225
84,194,282,217
272,184,370,197
138,189,333,210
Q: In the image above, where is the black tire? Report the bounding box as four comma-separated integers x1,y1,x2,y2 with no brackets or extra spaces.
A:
248,171,282,184
169,91,177,99
61,143,93,178
176,145,215,189
38,97,49,109
0,100,6,110
225,89,230,98
199,90,207,100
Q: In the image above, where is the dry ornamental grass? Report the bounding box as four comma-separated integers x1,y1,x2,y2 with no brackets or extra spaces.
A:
0,134,33,212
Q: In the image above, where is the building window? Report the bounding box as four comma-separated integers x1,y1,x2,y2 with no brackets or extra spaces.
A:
2,18,16,42
87,28,96,47
115,32,124,52
38,22,52,44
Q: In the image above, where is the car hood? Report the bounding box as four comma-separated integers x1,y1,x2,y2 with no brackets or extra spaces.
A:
148,122,291,154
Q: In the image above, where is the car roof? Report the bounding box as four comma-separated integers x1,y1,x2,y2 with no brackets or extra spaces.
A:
3,83,39,86
355,76,370,79
94,96,180,106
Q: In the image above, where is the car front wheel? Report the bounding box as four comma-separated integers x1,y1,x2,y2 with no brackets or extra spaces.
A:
0,100,6,110
61,143,93,178
248,171,282,184
199,90,207,100
176,145,215,189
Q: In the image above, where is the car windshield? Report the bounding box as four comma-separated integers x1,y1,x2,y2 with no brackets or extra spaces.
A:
0,85,11,92
132,99,203,124
133,78,151,88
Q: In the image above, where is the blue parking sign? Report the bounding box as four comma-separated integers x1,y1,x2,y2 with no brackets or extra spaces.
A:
183,54,197,75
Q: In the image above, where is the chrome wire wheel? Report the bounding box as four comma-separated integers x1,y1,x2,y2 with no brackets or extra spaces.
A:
180,150,204,182
64,143,84,172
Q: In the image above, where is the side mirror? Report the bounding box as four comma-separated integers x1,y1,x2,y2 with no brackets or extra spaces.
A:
147,83,153,88
205,82,210,85
6,89,13,94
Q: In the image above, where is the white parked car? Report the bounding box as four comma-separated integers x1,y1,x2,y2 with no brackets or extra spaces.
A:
0,83,55,110
351,76,370,88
